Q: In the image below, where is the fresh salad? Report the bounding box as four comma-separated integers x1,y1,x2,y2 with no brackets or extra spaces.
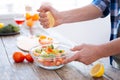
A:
32,44,66,66
38,35,53,45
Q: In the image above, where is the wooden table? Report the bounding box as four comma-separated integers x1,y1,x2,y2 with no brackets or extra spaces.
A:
0,24,120,80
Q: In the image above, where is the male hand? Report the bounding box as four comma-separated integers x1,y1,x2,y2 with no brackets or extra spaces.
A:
64,44,102,65
37,3,63,28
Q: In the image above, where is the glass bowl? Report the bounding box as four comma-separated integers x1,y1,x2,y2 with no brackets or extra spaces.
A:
30,44,71,70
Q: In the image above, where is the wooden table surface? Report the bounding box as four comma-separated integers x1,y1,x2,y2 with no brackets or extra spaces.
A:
0,24,120,80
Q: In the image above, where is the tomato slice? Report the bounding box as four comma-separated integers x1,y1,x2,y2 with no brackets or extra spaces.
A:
55,60,62,66
43,61,51,66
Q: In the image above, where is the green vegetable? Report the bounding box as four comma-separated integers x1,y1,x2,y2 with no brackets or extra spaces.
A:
48,44,54,49
40,54,55,58
35,34,40,37
59,50,63,53
35,49,41,53
0,24,20,33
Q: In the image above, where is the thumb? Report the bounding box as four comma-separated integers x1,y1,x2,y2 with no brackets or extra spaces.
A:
63,53,78,64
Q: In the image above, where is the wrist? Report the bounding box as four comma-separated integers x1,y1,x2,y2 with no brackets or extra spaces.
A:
59,11,72,24
93,45,104,59
97,44,109,58
56,12,65,25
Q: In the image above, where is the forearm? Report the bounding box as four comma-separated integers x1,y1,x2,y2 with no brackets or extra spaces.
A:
99,38,120,57
60,4,102,24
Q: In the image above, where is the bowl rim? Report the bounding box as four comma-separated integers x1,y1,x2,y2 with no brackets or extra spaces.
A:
29,43,72,59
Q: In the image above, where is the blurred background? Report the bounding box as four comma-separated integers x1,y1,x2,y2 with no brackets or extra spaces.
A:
0,0,92,13
0,0,110,45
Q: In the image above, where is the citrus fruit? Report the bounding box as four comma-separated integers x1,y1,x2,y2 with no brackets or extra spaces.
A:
39,35,47,40
25,12,32,20
90,63,105,77
0,23,4,29
13,52,25,63
25,53,34,63
26,19,34,27
46,11,55,27
32,13,40,21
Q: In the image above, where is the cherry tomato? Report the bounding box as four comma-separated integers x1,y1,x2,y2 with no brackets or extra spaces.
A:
13,52,25,63
25,53,34,63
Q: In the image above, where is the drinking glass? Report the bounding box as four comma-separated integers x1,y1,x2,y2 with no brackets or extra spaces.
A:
14,14,25,34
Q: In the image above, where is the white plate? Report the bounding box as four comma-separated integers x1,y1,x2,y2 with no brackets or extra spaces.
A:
16,36,39,52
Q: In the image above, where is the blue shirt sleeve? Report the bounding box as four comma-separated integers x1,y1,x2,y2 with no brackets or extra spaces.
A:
92,0,110,18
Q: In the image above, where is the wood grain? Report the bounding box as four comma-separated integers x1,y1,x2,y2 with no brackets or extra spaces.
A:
56,64,88,80
0,25,120,80
32,64,62,80
1,35,39,80
0,37,10,66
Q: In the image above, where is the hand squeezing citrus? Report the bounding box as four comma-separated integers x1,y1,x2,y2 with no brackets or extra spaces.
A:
46,11,55,27
90,63,105,77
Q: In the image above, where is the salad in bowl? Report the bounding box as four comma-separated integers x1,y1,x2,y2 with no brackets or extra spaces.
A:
38,35,53,45
30,44,71,70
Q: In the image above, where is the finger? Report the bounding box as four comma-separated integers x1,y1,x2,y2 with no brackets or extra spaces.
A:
42,22,49,29
39,17,48,22
39,18,49,27
37,6,46,12
37,7,44,12
37,8,41,12
44,22,49,27
63,54,78,64
71,55,89,65
71,44,85,51
40,22,43,26
38,3,51,12
43,25,49,29
39,12,47,18
76,57,91,65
